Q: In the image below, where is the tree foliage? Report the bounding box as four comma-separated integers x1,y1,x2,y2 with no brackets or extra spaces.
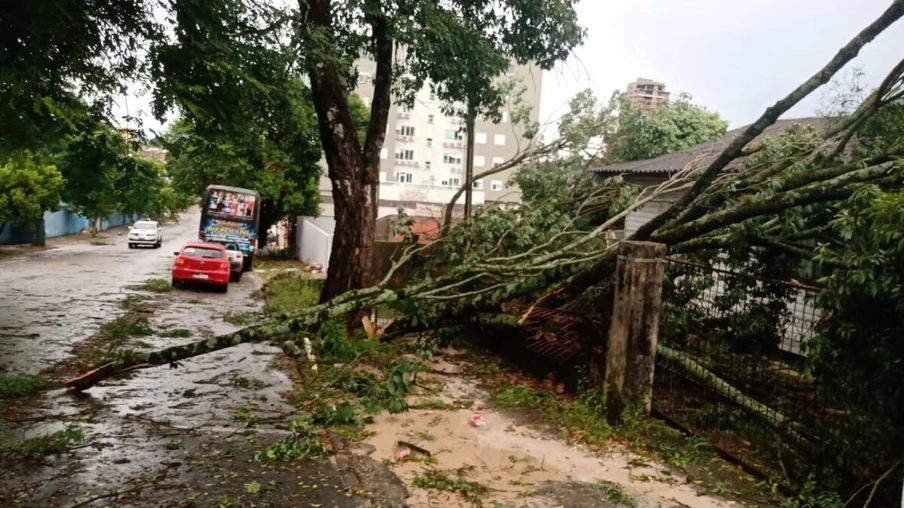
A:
0,0,157,154
0,153,64,242
604,91,728,163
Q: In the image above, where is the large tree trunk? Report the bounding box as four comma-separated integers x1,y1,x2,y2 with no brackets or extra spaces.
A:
299,0,392,305
322,179,377,302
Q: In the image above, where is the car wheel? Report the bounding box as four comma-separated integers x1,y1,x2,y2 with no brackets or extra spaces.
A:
171,278,179,288
235,271,243,282
128,243,134,249
220,284,229,293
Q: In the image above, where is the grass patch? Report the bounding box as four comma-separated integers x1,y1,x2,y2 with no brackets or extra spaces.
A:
223,311,258,325
11,424,84,458
90,240,112,246
410,398,456,411
254,418,327,462
493,374,612,448
0,373,48,400
131,278,174,293
160,328,192,338
120,294,150,312
411,470,487,502
100,316,153,342
185,298,204,305
596,480,634,506
263,275,322,315
230,373,269,390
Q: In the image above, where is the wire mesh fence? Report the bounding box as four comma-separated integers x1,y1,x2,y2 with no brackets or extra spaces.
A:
653,258,823,475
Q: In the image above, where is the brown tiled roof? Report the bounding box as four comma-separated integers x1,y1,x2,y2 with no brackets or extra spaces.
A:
591,117,827,174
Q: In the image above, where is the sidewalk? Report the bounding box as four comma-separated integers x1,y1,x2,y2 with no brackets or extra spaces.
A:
0,223,142,258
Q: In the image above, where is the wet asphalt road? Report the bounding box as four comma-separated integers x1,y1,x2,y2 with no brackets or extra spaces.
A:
0,210,357,507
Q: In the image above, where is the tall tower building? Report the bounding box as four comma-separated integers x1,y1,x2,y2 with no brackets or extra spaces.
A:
626,78,670,109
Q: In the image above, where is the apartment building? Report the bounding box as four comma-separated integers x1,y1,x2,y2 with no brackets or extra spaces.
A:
626,78,670,109
318,59,543,211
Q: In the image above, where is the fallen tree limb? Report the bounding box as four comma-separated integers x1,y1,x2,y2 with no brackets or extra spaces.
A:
655,345,810,448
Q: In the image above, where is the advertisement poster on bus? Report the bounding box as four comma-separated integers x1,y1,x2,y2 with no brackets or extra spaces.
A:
202,218,256,253
207,190,256,220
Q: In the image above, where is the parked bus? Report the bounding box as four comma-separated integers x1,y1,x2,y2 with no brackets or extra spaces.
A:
199,185,261,272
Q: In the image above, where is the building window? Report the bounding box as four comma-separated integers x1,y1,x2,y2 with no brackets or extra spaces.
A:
425,161,431,170
443,153,462,165
474,155,485,167
494,134,506,146
502,112,509,123
362,97,371,107
399,103,413,113
396,172,413,183
475,132,487,144
358,72,372,85
441,177,461,187
426,137,433,147
429,90,436,101
428,114,434,124
397,125,416,136
380,148,388,160
444,129,463,140
395,149,414,160
379,172,387,182
492,157,504,167
473,180,483,190
491,180,502,191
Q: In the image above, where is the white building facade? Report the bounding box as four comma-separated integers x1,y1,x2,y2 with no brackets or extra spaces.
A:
318,58,543,212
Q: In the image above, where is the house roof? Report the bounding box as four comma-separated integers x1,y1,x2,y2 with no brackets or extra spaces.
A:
591,117,826,175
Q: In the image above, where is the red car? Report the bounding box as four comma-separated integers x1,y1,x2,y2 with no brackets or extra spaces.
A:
171,242,230,292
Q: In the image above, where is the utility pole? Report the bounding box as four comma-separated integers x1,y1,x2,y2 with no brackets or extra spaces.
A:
463,100,476,218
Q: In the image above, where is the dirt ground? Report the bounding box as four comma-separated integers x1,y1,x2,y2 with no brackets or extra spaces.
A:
345,350,740,508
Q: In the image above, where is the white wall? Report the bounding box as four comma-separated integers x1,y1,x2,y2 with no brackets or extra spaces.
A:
297,217,335,269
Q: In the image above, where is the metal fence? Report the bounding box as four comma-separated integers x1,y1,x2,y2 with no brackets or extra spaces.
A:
652,258,823,475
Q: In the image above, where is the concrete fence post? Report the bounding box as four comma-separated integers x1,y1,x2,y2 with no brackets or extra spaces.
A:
604,241,667,424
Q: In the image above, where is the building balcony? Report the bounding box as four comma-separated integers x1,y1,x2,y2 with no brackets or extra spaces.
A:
394,160,420,167
443,141,464,148
397,112,411,119
396,135,415,142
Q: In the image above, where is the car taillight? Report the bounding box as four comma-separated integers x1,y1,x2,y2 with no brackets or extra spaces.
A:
220,262,229,270
175,257,184,265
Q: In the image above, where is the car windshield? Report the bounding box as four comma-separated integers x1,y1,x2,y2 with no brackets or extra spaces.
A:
182,247,223,259
133,222,156,230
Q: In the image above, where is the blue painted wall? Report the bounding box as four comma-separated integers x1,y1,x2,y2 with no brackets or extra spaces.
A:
0,203,140,245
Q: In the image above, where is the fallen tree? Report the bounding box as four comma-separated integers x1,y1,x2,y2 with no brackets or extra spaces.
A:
66,1,904,393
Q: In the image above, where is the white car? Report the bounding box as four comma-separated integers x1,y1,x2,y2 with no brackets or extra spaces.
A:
222,242,244,281
128,220,163,248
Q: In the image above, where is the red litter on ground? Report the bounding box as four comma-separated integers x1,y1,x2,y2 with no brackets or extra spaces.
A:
470,413,486,427
395,448,411,460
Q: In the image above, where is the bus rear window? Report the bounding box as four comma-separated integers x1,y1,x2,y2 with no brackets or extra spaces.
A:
208,190,256,218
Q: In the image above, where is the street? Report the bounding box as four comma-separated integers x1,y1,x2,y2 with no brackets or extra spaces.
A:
0,210,356,507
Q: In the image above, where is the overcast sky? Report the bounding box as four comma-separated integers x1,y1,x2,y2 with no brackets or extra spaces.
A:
117,0,904,135
539,0,904,129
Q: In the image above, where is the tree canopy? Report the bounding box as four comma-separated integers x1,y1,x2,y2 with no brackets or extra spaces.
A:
604,91,728,163
0,153,64,243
